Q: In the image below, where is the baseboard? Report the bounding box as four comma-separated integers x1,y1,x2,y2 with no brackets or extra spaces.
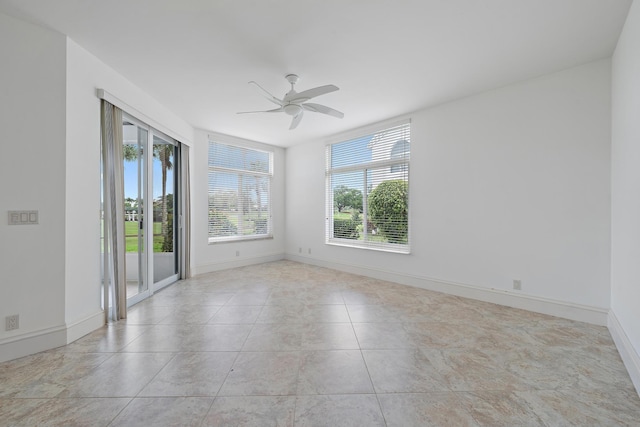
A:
0,324,67,363
194,252,285,276
285,253,608,326
0,311,105,363
608,310,640,396
66,311,105,344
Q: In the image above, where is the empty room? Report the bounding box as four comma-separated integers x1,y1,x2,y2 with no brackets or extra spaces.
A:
1,0,640,425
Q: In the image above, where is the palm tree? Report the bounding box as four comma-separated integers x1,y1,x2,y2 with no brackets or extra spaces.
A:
155,144,174,252
123,144,139,162
249,160,267,218
122,141,174,252
248,160,268,234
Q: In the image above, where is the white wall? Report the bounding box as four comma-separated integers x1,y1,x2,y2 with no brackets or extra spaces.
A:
0,13,68,358
64,39,194,341
287,59,612,323
0,11,197,361
611,0,640,393
192,130,286,274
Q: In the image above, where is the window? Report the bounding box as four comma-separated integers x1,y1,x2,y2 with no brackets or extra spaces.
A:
390,139,410,173
326,120,410,253
208,140,273,242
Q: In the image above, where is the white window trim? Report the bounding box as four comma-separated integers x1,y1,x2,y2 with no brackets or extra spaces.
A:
207,138,274,244
325,119,411,254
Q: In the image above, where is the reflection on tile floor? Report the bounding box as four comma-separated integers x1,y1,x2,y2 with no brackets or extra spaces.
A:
1,260,639,426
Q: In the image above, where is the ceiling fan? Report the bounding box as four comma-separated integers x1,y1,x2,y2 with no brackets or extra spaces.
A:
238,74,344,130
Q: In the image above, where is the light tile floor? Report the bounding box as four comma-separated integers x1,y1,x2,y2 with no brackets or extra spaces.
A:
1,260,640,426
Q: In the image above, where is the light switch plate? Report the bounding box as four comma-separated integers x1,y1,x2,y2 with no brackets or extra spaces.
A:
8,211,38,225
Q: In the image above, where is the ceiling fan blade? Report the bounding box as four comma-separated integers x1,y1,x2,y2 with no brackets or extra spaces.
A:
249,81,284,106
289,111,304,130
237,107,284,114
284,84,339,103
302,102,344,119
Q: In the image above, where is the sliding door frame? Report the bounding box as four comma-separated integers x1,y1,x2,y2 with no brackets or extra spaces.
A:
150,129,180,293
122,112,181,306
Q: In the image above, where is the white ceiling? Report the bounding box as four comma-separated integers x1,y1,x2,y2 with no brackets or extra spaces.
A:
0,0,632,147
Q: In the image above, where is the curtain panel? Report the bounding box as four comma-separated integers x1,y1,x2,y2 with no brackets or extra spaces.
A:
101,100,127,321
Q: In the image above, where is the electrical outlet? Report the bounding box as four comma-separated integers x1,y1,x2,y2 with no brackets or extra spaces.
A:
298,247,302,253
5,314,19,331
308,248,311,254
235,250,240,257
513,280,522,290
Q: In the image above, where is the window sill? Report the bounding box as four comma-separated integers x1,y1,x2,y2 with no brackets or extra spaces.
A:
209,235,274,244
326,239,410,254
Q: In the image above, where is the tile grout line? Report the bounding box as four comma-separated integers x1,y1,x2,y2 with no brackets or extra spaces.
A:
213,290,271,400
344,299,389,426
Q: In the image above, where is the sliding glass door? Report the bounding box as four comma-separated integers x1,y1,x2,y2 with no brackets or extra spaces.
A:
122,114,179,305
152,134,179,290
123,120,148,302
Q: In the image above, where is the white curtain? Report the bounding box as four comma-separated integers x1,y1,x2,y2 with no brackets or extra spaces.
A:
180,144,191,279
101,100,127,321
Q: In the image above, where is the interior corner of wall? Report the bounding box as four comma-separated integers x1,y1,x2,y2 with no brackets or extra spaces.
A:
608,309,640,397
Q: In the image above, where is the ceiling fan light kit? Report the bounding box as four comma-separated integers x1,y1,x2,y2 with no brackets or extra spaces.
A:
238,74,344,130
283,104,302,116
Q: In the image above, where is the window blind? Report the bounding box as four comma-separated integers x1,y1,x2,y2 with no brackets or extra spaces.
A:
208,141,273,242
326,120,410,253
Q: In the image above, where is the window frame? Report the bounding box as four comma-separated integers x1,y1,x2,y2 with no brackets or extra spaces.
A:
325,119,411,254
207,139,274,244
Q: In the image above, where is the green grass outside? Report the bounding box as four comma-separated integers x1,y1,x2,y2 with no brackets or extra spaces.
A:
333,211,352,220
125,221,165,252
333,210,389,242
